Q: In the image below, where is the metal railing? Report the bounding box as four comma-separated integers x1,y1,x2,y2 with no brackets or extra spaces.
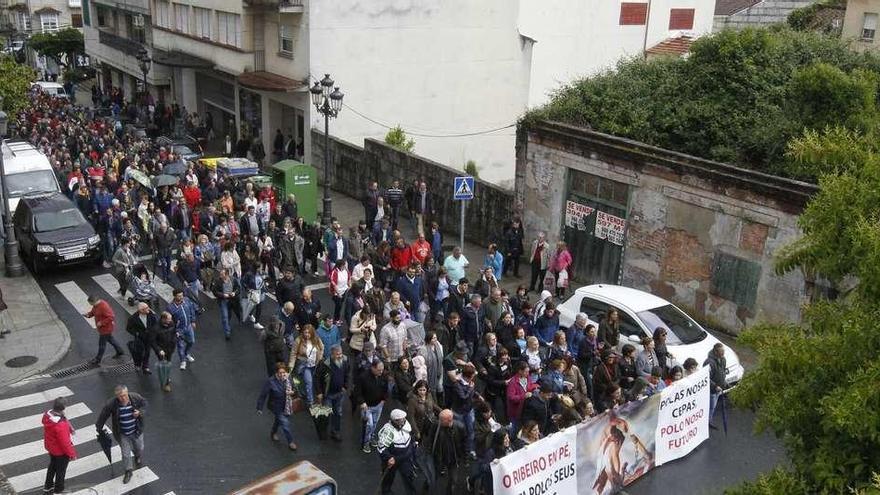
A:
98,29,143,56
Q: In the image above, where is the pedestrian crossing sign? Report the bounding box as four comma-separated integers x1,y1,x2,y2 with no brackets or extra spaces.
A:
453,176,475,200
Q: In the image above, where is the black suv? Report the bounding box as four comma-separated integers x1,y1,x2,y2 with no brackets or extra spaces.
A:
13,192,102,274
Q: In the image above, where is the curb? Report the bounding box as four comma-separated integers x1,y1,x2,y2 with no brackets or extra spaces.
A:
0,271,71,393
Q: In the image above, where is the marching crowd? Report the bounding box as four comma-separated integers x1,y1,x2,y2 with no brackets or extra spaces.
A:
20,88,730,495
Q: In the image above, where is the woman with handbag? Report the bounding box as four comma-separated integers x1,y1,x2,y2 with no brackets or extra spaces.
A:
551,241,572,298
289,325,323,407
256,363,298,451
241,268,267,330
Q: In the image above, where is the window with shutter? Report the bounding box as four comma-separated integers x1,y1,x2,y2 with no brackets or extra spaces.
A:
862,12,878,41
669,8,695,30
620,3,648,25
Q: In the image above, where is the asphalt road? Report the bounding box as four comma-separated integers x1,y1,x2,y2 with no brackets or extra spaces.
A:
0,262,786,494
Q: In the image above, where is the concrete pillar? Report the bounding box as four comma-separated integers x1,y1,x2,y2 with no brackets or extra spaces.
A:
180,68,197,113
233,83,241,141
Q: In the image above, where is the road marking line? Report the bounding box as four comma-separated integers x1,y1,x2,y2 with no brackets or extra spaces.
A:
143,268,176,304
306,281,330,291
0,429,93,464
0,386,73,413
93,274,136,314
0,402,90,437
55,281,97,329
69,466,159,495
10,445,121,492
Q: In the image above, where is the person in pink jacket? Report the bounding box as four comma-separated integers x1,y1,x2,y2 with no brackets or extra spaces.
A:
42,397,78,494
506,361,539,433
550,241,573,298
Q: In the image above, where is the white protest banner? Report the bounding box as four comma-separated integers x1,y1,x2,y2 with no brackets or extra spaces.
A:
654,366,711,465
492,427,578,495
565,201,594,230
594,210,627,245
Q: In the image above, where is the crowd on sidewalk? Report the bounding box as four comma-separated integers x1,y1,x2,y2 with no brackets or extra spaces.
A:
19,88,731,495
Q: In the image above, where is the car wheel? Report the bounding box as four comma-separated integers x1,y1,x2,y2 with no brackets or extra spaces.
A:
29,251,41,276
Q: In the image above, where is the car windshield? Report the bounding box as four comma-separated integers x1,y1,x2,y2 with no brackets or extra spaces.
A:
636,304,706,345
5,170,58,197
34,208,86,232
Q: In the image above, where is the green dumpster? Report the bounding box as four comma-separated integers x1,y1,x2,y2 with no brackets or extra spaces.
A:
272,160,318,223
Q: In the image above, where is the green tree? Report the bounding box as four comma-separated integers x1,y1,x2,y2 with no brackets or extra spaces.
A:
28,28,84,69
464,160,479,178
384,125,415,153
730,127,880,493
523,27,880,182
0,55,36,114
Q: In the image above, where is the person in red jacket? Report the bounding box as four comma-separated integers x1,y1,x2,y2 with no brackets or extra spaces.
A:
42,397,77,494
83,295,125,365
409,232,431,266
390,237,412,279
182,181,202,210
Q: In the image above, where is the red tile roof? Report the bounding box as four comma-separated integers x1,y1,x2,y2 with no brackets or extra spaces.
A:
715,0,762,16
646,36,695,57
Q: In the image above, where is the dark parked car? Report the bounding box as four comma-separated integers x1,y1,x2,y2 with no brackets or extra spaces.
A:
156,135,203,162
13,192,102,274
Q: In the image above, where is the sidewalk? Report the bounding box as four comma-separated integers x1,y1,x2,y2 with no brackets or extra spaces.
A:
0,257,70,389
327,190,532,293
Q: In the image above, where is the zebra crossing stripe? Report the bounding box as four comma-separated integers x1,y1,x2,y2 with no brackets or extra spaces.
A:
68,466,159,495
92,274,136,314
9,445,121,492
0,402,90,437
55,281,97,329
0,429,93,464
143,268,177,304
0,386,73,413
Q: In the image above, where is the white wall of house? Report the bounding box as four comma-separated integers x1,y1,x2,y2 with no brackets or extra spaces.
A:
308,0,533,186
519,0,716,108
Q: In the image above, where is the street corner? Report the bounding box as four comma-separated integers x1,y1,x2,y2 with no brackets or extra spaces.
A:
0,273,72,391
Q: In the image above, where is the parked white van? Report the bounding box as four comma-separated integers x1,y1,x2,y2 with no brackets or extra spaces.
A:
31,81,69,100
1,140,61,214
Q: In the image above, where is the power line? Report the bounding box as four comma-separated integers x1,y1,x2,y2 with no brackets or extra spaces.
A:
306,73,516,138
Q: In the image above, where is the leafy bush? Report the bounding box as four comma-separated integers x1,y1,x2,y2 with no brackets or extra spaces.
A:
384,125,415,153
0,55,36,114
464,160,479,178
524,27,880,182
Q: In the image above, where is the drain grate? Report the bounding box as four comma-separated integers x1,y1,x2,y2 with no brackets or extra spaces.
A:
50,361,99,379
101,362,137,376
5,355,38,368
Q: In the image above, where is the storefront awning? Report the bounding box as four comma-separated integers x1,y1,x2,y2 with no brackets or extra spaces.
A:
152,49,214,69
237,71,306,92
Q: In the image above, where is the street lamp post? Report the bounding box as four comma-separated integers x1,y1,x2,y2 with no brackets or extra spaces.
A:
136,47,151,115
0,97,24,277
309,74,344,227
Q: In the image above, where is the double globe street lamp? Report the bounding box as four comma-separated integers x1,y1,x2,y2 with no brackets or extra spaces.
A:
136,47,151,117
309,74,344,227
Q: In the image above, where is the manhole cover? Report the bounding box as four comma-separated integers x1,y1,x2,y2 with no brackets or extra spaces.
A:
6,356,38,368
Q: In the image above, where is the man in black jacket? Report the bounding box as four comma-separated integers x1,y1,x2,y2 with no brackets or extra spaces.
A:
422,409,466,495
125,303,157,374
520,378,561,436
275,269,304,306
95,385,147,484
704,343,728,428
316,344,350,441
354,359,388,453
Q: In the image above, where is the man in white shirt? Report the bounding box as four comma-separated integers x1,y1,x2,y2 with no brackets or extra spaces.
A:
443,246,469,287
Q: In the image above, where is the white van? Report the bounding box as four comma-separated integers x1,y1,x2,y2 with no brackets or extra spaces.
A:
31,81,69,100
1,141,62,214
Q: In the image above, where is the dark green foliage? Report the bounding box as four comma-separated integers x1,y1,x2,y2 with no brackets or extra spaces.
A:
524,28,880,182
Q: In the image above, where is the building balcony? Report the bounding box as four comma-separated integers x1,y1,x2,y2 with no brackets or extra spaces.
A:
98,29,143,56
92,0,150,15
244,0,304,14
279,0,304,14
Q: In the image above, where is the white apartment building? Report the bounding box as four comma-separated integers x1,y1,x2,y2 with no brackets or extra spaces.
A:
83,0,716,186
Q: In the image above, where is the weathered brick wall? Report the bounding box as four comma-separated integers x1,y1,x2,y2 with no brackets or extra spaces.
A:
516,121,819,333
312,130,515,247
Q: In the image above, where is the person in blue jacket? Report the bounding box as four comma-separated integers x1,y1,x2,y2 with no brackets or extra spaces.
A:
483,244,504,281
256,363,298,451
533,303,560,347
395,266,425,322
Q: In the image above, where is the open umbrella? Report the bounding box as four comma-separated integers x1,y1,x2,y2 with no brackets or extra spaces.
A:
152,174,179,188
163,160,187,176
127,169,152,189
96,425,115,478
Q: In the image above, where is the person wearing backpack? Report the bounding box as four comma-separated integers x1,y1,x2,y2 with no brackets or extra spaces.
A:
261,317,288,377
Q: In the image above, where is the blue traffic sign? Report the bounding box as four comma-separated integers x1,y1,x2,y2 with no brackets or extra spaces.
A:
453,176,475,200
